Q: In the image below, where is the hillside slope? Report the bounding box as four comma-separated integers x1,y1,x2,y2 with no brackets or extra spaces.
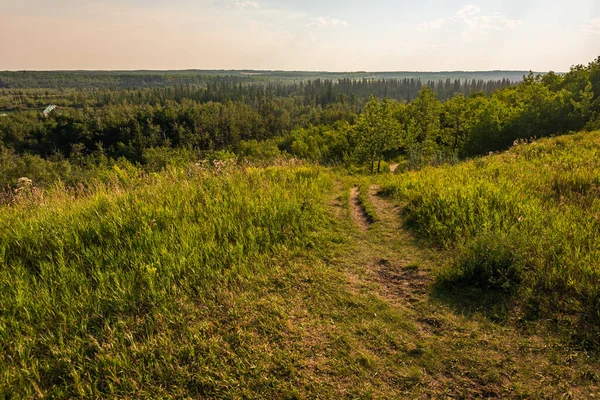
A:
382,131,600,346
1,134,600,398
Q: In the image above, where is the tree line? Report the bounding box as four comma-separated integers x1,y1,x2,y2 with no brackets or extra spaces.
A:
0,76,514,112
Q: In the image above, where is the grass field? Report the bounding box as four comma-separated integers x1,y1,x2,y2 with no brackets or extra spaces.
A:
0,164,335,397
1,133,600,398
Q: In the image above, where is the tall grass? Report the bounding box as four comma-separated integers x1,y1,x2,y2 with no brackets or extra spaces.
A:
381,131,600,345
0,163,331,397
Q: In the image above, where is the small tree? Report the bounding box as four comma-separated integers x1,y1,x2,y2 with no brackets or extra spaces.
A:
442,94,468,150
354,96,400,173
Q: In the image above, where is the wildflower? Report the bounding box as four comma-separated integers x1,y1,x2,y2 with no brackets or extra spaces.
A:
145,265,157,275
17,177,33,188
15,177,34,196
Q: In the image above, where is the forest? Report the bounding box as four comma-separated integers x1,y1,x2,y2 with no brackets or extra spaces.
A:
0,75,512,111
0,69,528,89
0,58,598,188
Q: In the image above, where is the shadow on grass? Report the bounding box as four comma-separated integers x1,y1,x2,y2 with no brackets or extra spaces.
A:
430,280,515,323
431,279,600,353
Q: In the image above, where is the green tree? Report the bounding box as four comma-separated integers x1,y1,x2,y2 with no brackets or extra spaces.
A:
354,96,400,173
442,94,468,150
404,87,442,146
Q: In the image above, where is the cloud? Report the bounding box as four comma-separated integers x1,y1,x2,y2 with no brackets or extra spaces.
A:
417,19,445,32
307,17,348,29
236,1,259,9
584,18,600,34
456,5,480,18
417,5,520,38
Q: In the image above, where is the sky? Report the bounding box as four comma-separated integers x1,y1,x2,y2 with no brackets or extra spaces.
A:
0,0,599,72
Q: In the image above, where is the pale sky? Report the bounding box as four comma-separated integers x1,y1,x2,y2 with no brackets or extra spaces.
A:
0,0,599,71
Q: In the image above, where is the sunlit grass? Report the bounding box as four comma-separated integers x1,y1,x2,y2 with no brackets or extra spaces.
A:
0,164,332,397
381,131,600,345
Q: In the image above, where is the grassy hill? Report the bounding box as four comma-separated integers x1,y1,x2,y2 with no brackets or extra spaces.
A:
1,133,600,398
382,131,600,346
0,164,335,397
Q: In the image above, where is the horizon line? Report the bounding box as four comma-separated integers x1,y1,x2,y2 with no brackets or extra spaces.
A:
0,68,552,74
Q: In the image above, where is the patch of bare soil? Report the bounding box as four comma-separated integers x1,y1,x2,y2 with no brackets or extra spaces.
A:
375,258,431,306
350,186,371,231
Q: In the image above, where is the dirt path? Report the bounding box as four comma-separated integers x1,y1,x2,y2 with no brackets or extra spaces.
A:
349,186,371,231
389,163,400,173
337,182,600,398
364,185,432,306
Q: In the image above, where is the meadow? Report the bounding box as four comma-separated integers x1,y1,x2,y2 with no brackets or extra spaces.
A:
1,134,600,398
0,163,334,397
382,131,600,346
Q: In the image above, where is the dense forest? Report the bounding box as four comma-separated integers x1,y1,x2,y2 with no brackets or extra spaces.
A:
0,58,598,188
0,69,529,89
0,76,513,111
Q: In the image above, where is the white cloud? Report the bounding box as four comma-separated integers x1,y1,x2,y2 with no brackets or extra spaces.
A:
456,5,480,18
417,5,520,38
584,18,600,34
417,19,445,32
307,16,348,29
236,1,259,9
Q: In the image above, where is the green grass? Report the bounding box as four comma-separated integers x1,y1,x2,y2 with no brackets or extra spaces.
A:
356,180,379,224
2,135,600,398
381,131,600,346
0,164,333,397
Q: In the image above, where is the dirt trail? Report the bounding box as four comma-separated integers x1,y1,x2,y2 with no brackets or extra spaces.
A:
389,163,400,173
349,186,371,231
363,185,431,307
347,184,432,309
338,183,600,398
